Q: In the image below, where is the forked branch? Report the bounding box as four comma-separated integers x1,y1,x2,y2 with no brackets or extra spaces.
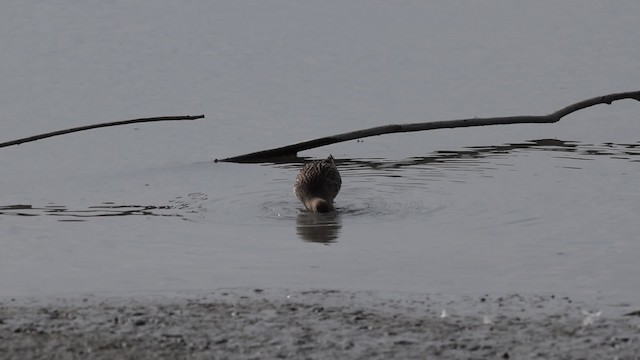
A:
218,91,640,163
0,115,204,149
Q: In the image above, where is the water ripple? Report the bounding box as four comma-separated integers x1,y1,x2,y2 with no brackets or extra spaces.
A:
0,193,209,222
0,203,181,221
4,139,636,230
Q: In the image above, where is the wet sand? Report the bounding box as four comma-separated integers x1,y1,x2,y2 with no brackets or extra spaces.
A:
1,289,638,359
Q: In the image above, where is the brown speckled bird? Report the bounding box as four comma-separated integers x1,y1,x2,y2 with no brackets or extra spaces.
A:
294,155,342,213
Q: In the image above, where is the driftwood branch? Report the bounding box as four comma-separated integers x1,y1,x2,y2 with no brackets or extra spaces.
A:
0,115,204,149
218,91,640,163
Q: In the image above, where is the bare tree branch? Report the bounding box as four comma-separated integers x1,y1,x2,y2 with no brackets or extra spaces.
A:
0,115,204,149
218,91,640,163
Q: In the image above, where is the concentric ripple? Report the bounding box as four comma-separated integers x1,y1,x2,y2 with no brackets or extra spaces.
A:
335,185,446,224
200,163,447,227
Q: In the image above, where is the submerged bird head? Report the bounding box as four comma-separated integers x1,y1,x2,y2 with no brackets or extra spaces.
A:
305,197,334,213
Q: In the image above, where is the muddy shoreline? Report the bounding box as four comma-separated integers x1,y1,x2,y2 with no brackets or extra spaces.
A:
1,289,638,359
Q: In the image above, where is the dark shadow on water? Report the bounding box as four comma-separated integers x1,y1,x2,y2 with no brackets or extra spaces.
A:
296,211,342,244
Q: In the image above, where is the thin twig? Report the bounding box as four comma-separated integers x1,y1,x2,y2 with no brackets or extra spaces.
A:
218,91,640,163
0,115,204,149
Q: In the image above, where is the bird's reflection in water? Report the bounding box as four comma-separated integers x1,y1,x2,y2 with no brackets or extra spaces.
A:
296,210,342,243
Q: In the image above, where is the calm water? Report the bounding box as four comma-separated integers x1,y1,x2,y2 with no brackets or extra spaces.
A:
1,1,639,307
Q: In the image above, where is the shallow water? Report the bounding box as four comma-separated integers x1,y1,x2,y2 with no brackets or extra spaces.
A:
1,1,640,306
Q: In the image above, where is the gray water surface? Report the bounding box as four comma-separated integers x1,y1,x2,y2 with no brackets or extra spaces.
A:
1,1,639,306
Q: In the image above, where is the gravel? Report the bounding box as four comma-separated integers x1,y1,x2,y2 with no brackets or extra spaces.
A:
1,289,639,359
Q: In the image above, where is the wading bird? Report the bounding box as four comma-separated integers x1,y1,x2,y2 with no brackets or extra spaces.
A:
294,155,342,213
